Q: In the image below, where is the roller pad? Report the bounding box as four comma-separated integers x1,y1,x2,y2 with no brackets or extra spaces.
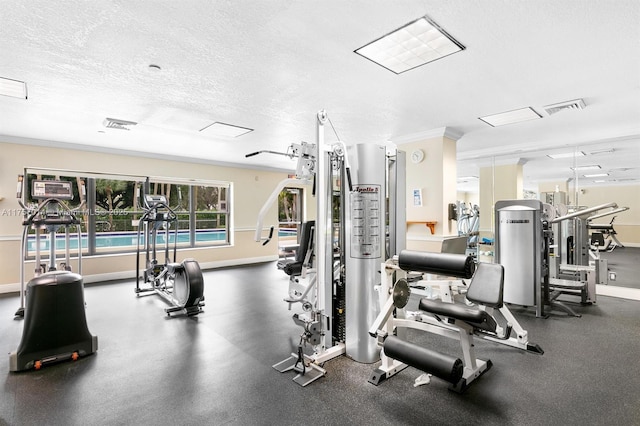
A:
383,336,463,384
419,298,498,333
398,250,475,278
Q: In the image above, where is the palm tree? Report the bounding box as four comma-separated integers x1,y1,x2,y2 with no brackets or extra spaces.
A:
96,179,128,229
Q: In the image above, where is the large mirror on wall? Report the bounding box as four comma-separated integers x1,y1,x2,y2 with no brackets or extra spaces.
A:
456,139,640,293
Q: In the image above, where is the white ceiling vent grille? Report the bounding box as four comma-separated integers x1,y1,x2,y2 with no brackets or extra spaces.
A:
543,99,586,116
103,117,137,130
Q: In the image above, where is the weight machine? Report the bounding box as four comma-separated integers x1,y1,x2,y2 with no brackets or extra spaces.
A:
550,202,627,298
135,183,204,317
494,200,625,318
10,176,97,371
369,251,519,392
254,110,406,386
456,202,480,252
588,208,627,252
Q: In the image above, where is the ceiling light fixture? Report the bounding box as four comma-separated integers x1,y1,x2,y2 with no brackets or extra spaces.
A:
0,77,27,99
570,165,601,171
547,151,586,159
354,15,465,74
584,173,609,178
200,122,253,138
479,107,542,127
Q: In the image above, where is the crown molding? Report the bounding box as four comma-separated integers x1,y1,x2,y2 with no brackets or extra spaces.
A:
391,127,464,145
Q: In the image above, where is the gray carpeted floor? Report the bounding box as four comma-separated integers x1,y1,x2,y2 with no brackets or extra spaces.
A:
1,261,640,425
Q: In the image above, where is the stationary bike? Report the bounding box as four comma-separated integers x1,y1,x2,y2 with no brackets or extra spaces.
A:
135,193,205,317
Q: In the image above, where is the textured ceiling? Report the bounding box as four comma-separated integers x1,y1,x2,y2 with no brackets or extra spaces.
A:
0,1,639,192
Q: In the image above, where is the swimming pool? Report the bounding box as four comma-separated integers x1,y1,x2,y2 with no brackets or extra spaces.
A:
27,228,297,251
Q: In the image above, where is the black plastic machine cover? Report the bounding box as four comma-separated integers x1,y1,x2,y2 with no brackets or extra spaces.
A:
13,271,97,371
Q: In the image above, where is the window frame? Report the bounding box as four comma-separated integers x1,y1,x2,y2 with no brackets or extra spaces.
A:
22,167,233,257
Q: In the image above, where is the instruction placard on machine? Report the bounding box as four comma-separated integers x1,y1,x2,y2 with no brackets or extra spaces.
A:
350,185,381,259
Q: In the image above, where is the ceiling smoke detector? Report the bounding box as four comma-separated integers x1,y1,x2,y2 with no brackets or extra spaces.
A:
103,117,137,130
543,99,586,116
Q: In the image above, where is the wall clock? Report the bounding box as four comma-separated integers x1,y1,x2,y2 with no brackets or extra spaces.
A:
411,149,425,164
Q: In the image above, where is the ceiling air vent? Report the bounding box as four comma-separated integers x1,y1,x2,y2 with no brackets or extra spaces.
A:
543,99,586,116
103,117,137,130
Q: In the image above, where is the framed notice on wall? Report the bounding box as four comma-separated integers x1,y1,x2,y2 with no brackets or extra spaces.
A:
413,188,423,206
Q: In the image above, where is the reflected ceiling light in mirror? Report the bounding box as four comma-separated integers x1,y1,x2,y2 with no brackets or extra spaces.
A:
354,15,465,74
479,107,541,127
547,151,585,159
571,165,601,171
589,148,615,155
584,173,609,178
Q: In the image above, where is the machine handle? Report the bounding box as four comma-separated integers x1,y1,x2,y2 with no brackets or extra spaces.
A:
262,226,274,246
551,202,617,223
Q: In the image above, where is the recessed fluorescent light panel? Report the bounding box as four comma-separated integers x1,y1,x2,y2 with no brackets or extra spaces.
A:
0,77,27,99
200,122,253,138
354,16,465,74
479,107,542,127
571,165,601,171
547,151,585,159
584,173,609,178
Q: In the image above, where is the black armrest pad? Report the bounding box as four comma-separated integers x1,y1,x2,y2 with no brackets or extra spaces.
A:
419,299,497,332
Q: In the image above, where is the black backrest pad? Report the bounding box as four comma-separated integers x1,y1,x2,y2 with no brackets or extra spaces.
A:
398,250,475,279
295,221,315,263
465,262,504,308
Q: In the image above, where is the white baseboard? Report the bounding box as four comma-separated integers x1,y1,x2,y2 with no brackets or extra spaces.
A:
621,242,640,248
0,255,279,294
596,284,640,301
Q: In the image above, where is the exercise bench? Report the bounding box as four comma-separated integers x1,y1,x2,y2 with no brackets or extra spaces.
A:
370,250,514,393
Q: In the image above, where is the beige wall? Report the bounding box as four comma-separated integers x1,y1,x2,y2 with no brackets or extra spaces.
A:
404,136,458,251
0,141,294,292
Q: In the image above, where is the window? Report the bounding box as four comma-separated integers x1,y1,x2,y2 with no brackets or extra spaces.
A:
193,184,229,246
277,187,303,255
22,169,232,258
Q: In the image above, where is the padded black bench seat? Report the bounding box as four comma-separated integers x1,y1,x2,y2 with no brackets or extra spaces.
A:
419,298,498,333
